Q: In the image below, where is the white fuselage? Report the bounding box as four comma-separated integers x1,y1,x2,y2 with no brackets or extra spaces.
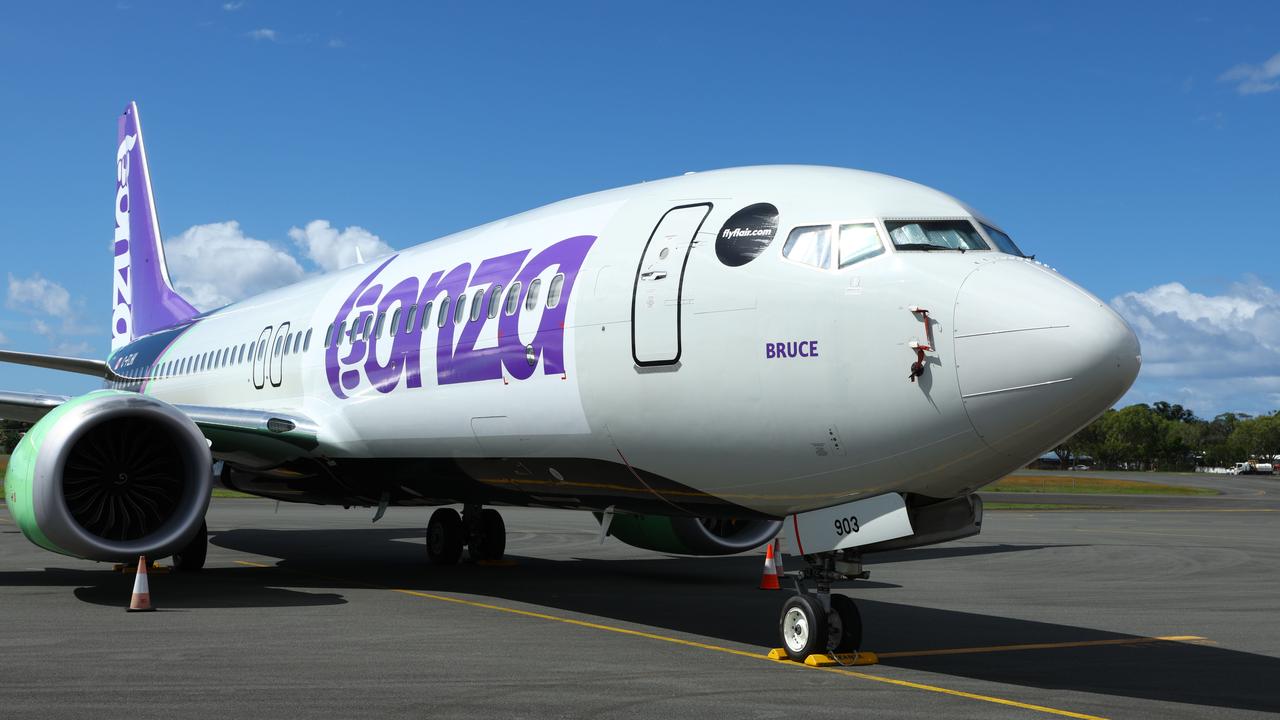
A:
107,166,1140,518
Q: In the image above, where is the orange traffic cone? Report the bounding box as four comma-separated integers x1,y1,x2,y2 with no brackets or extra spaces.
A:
127,555,155,612
773,538,786,575
759,541,781,590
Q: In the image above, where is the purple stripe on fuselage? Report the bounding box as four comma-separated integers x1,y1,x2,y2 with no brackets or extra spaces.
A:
326,235,596,399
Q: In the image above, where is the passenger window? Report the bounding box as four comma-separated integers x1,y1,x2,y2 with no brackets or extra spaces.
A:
783,225,833,269
488,284,503,319
437,297,450,328
293,333,302,354
469,292,484,322
838,223,885,268
325,324,334,347
505,281,522,316
335,321,346,346
283,334,292,356
348,319,359,344
454,293,467,324
421,301,433,330
258,340,267,360
374,312,386,338
274,336,283,356
405,304,417,332
525,278,542,311
362,314,374,340
546,274,565,309
303,329,312,352
390,309,402,336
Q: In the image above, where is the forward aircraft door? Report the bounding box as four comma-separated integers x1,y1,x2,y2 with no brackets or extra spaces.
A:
631,203,711,366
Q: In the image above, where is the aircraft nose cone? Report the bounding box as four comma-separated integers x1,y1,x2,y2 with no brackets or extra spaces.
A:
954,260,1140,457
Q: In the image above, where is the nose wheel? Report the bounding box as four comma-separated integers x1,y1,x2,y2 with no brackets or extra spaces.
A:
777,552,865,661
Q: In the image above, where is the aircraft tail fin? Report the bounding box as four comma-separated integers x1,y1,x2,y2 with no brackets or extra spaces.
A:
112,102,198,350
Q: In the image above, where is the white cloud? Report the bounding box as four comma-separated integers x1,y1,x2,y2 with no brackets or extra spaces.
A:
1111,277,1280,416
328,38,346,49
1219,51,1280,95
223,1,245,9
288,220,394,272
246,28,277,41
165,221,305,310
7,273,72,318
0,330,9,346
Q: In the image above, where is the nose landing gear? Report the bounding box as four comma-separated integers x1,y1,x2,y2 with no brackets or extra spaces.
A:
777,551,865,662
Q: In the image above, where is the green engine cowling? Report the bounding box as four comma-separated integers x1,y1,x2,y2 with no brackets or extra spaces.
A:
5,390,213,561
601,513,782,555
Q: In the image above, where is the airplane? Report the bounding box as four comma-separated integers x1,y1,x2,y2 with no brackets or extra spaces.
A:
0,102,1140,660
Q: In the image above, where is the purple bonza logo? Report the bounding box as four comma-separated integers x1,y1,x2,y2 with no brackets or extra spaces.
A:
326,234,596,399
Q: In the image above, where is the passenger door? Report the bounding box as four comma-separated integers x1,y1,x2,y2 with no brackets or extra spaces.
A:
631,203,711,366
252,326,272,390
269,322,290,388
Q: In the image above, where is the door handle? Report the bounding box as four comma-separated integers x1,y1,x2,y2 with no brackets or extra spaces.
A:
640,271,667,281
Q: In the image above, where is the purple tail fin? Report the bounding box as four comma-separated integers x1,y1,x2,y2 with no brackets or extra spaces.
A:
111,102,198,350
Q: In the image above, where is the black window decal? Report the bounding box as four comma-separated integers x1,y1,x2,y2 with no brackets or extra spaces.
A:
715,203,779,267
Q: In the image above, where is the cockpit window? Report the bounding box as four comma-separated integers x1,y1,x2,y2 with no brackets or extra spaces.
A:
838,223,885,268
782,225,833,269
885,220,989,252
980,222,1025,257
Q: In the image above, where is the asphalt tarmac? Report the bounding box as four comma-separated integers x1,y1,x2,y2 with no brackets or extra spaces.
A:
1,475,1277,719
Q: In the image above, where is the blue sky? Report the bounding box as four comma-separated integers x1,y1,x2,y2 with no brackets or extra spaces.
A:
1,1,1277,417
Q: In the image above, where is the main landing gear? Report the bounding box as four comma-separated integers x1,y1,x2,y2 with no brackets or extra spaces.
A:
426,505,506,565
172,519,208,572
778,550,865,661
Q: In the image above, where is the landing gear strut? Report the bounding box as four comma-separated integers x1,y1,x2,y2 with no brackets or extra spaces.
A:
778,550,865,661
425,506,507,565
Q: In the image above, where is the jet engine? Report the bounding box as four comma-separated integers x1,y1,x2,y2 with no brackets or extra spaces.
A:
601,513,783,555
4,390,212,562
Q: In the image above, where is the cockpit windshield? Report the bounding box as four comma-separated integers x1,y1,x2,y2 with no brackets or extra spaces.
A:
980,222,1026,257
885,220,989,252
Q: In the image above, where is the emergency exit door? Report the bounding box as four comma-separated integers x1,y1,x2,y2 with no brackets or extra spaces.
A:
631,203,712,366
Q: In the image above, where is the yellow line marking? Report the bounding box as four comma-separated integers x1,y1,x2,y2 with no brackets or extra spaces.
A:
389,588,1105,718
235,560,271,568
877,635,1206,659
1077,527,1277,542
229,558,1105,719
810,665,1106,720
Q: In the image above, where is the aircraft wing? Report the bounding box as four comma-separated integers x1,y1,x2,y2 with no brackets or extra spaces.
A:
0,390,318,453
0,390,67,423
0,349,110,378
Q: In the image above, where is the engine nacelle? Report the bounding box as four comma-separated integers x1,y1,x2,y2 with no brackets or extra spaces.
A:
5,390,212,562
602,513,783,556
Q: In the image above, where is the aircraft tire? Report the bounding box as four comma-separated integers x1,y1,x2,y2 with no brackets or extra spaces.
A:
779,594,827,661
172,519,208,572
470,508,506,562
427,508,464,565
828,593,862,653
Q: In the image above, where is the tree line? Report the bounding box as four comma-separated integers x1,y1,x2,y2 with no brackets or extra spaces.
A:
1054,402,1280,471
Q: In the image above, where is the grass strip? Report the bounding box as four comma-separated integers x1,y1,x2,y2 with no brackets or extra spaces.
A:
991,474,1217,496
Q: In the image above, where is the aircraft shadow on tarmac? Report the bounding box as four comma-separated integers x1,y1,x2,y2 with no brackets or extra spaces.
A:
28,525,1280,714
